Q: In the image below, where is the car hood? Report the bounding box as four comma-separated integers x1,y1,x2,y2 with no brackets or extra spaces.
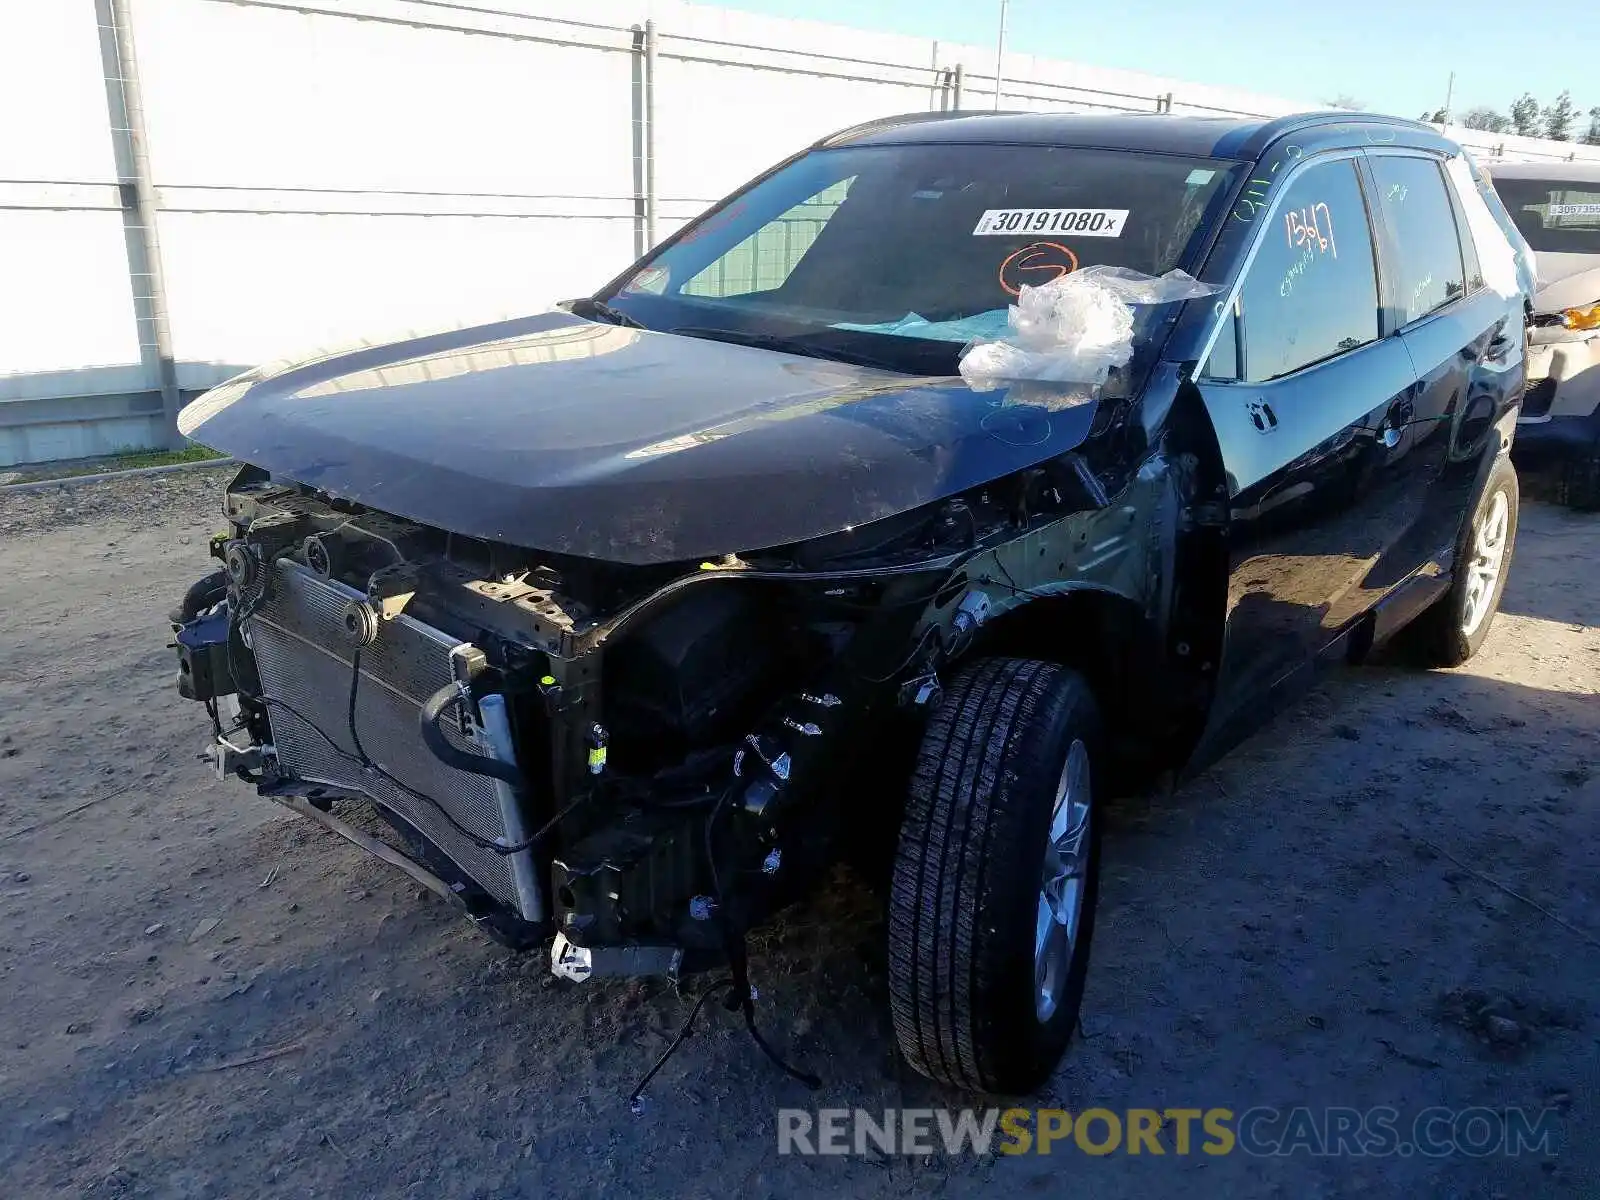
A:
1532,254,1600,313
180,312,1100,564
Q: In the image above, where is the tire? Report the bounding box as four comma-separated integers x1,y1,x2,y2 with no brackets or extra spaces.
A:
888,657,1102,1094
169,567,228,624
1407,454,1520,667
1556,431,1600,512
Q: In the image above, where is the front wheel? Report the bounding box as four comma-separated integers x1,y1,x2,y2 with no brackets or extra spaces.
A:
1407,454,1519,667
888,658,1102,1094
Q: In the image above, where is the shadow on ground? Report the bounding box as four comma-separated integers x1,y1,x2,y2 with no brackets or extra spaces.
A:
3,660,1595,1200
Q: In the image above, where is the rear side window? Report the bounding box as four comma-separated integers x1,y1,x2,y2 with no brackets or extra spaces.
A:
1445,179,1485,294
1234,159,1381,382
1490,175,1600,255
1369,156,1466,324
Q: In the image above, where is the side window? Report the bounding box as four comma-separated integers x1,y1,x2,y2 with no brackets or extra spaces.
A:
1445,175,1485,294
679,180,854,299
1236,159,1380,383
1369,156,1467,324
1202,297,1240,381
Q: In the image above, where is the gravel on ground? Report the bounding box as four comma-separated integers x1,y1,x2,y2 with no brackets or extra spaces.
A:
1,465,1595,1199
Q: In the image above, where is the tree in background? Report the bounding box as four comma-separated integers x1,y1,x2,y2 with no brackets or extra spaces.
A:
1509,93,1543,137
1460,106,1509,133
1457,94,1595,142
1322,93,1364,111
1543,91,1578,141
1420,107,1447,123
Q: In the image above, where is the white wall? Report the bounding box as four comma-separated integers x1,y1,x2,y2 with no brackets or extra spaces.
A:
0,2,141,392
159,212,635,366
0,0,652,404
4,0,1600,463
131,0,640,366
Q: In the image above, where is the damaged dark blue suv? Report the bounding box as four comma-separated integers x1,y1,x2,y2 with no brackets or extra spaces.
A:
173,111,1529,1095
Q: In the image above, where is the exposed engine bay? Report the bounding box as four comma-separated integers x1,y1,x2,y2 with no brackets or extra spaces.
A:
172,456,1159,984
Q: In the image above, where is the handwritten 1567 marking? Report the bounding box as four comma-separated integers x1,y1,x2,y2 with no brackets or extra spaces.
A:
1284,202,1337,258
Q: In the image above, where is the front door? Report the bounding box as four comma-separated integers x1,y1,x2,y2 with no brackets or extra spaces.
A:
1193,153,1424,747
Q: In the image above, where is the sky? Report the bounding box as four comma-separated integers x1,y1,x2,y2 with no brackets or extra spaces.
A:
704,0,1596,126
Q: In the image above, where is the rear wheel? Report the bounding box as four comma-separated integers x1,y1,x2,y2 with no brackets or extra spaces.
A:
888,658,1102,1094
1408,455,1519,667
1556,429,1600,511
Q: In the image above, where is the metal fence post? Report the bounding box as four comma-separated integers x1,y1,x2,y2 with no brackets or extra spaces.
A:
644,19,658,250
94,0,182,448
952,63,964,111
629,25,646,259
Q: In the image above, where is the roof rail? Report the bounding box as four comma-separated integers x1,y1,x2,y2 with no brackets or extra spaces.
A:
1257,109,1436,140
1229,109,1442,158
814,109,1004,148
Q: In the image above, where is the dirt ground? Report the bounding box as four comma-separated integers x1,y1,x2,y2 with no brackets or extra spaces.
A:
0,465,1595,1199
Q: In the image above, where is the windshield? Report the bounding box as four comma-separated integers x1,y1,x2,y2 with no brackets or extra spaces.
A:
1492,176,1600,257
597,142,1245,373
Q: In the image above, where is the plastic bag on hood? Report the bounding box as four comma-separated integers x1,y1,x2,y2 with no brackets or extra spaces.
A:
959,266,1219,391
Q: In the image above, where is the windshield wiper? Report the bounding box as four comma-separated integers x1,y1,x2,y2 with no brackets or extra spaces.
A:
568,296,645,329
667,326,908,373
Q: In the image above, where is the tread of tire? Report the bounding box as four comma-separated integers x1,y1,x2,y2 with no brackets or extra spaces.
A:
1558,438,1600,511
887,657,1077,1092
1410,455,1519,667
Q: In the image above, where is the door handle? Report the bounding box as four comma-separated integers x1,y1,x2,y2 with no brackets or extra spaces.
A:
1246,397,1278,433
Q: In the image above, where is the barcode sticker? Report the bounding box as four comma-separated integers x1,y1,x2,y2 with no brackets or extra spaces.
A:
972,208,1129,237
1548,202,1600,217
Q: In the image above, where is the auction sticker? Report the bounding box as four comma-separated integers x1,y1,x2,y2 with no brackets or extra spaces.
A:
973,208,1128,237
1548,202,1600,217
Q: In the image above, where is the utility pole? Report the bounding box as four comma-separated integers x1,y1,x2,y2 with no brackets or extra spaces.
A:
993,0,1008,110
1442,70,1455,126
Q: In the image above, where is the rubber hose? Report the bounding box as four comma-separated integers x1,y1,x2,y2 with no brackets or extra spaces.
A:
418,682,524,787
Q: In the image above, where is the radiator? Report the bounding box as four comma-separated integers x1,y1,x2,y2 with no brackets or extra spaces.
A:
246,559,524,912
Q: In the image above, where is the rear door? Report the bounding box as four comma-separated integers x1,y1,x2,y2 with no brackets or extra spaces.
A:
1194,153,1423,740
1364,150,1525,621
